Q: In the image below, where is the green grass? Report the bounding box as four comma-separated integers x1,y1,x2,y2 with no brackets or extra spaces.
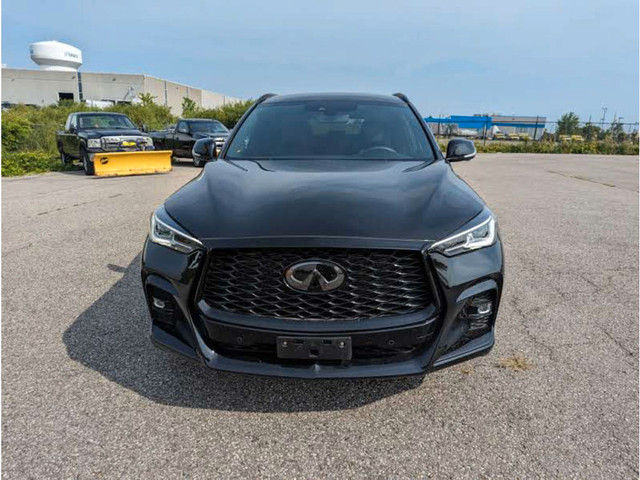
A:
2,151,76,177
438,139,639,155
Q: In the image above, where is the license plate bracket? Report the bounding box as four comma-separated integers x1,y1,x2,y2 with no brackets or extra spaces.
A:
276,336,352,361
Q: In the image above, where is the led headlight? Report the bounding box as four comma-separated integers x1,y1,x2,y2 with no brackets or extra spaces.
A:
87,139,101,149
149,208,203,254
430,212,496,256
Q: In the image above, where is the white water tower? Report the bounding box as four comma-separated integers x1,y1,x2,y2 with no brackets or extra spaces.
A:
30,41,82,71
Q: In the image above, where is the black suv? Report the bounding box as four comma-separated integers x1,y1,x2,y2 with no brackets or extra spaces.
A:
141,93,504,378
149,119,230,167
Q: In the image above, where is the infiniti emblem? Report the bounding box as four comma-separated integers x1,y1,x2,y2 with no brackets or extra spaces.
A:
284,260,346,293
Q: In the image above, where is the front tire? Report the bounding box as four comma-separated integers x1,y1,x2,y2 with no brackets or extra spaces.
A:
81,148,95,176
193,156,204,168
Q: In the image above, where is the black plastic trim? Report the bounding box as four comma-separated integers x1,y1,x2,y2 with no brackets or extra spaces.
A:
217,93,276,159
432,329,494,369
197,301,438,333
392,92,442,160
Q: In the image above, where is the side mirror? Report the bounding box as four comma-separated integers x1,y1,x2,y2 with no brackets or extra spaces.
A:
192,137,217,163
177,126,190,134
208,141,218,159
140,124,148,133
446,138,476,162
69,126,77,134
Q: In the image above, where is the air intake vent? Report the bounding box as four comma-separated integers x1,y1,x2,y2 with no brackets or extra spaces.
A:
200,248,434,321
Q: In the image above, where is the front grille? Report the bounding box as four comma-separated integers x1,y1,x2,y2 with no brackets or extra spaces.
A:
101,136,147,152
199,248,433,321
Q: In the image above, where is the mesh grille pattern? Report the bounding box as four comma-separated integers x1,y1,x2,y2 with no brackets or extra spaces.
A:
200,248,433,321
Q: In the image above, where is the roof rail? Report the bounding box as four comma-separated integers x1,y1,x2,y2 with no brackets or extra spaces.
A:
392,92,410,103
255,93,277,104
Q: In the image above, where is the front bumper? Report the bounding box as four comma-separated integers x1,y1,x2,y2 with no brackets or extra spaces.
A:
141,238,503,378
87,145,155,155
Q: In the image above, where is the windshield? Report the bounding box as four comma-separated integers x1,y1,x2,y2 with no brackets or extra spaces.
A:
78,114,135,130
189,120,229,134
226,100,434,160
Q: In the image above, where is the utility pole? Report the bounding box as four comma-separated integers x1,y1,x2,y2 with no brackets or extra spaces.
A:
600,107,608,128
533,115,539,141
610,112,618,136
483,118,488,146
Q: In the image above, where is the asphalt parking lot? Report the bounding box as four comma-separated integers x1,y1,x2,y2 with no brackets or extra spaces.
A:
2,154,638,479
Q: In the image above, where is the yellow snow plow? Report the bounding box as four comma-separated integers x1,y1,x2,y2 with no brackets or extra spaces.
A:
92,150,173,177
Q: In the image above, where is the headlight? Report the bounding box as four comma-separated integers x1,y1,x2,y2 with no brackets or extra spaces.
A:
429,213,496,256
142,136,154,147
149,209,203,253
87,139,101,149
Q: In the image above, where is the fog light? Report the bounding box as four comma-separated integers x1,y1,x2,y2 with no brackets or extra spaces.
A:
476,301,492,316
147,286,182,329
462,294,494,332
152,297,166,309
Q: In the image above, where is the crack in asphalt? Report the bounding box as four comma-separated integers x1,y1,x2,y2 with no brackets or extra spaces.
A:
506,240,638,360
600,327,638,367
548,170,617,188
37,201,89,216
1,242,33,258
508,294,556,358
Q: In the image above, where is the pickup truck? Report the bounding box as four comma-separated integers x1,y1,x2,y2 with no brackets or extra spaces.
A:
57,112,154,175
149,118,230,167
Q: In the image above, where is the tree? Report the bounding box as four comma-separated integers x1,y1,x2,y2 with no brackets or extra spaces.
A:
557,112,580,135
581,123,602,141
189,99,254,128
138,93,157,106
1,115,32,151
444,123,456,136
182,97,198,117
608,120,625,141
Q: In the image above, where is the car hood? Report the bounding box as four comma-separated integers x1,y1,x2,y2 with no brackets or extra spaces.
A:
164,158,485,244
85,129,145,138
193,132,230,140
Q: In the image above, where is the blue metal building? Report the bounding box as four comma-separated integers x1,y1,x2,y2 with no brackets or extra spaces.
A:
425,114,547,140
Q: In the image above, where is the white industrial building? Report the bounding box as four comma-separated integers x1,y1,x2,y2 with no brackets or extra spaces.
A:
2,41,243,114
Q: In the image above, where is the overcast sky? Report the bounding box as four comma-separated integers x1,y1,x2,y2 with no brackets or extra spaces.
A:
3,0,638,123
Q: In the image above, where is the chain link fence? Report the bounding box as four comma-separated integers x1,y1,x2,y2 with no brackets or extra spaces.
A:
430,119,638,144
